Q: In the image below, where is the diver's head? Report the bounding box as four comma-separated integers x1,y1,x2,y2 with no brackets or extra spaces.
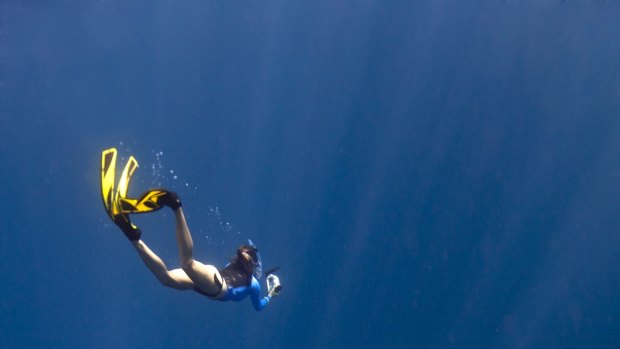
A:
236,245,257,273
235,241,262,278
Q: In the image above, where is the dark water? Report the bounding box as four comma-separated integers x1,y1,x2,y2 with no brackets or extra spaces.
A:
2,1,620,348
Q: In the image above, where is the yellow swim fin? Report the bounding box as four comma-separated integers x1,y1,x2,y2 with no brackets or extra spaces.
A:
118,189,169,214
101,148,118,220
101,148,139,216
115,154,138,211
100,147,181,240
100,147,141,241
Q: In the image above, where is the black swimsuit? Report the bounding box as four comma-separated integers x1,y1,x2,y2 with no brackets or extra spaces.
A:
193,263,251,298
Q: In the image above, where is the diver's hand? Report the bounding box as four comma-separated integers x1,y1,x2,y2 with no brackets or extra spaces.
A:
269,286,282,298
267,274,282,297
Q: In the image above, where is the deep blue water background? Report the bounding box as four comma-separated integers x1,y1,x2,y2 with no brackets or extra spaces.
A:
2,1,620,348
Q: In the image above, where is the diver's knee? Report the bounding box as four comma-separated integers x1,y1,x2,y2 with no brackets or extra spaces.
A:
160,276,178,288
152,271,179,289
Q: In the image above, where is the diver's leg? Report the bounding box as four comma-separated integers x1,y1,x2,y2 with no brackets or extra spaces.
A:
132,240,195,290
174,207,195,266
174,208,224,295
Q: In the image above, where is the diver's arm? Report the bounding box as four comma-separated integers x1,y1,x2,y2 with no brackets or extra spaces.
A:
249,277,271,311
132,240,195,290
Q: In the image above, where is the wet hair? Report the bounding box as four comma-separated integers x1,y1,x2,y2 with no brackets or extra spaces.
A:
234,245,258,271
219,245,258,288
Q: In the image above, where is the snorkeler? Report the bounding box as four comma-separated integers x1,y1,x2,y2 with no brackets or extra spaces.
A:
100,148,281,311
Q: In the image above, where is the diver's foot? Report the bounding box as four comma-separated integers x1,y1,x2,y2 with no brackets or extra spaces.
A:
114,215,142,241
123,226,142,241
158,190,182,211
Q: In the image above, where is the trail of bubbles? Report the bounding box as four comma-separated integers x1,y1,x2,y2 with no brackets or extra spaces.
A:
201,206,241,247
112,142,240,248
151,150,165,187
148,149,200,192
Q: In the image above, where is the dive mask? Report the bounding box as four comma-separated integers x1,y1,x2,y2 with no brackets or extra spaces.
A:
247,239,263,279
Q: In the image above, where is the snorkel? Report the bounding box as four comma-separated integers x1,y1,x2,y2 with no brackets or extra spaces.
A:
246,240,281,296
247,239,263,279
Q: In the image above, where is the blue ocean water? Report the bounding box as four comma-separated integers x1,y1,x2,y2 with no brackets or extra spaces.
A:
1,1,620,348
